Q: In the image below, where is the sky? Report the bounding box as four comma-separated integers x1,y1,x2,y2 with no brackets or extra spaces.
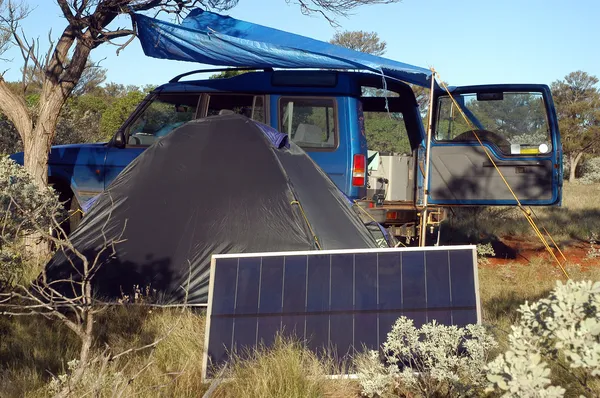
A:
2,0,599,88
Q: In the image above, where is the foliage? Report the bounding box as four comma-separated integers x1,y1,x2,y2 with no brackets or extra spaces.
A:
209,69,254,79
55,91,109,144
477,242,496,265
330,29,413,154
0,112,20,154
0,80,154,151
0,156,62,289
551,71,600,182
364,113,412,154
330,30,387,55
486,280,600,397
436,91,551,157
19,60,107,97
1,307,209,397
2,256,600,397
99,89,146,140
588,233,600,259
356,317,497,397
582,157,600,184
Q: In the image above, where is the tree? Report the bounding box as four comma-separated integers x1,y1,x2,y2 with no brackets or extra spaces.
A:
364,114,411,154
331,29,415,154
0,0,400,190
99,89,147,140
0,112,21,154
330,30,387,55
19,60,107,96
551,71,600,182
209,69,254,79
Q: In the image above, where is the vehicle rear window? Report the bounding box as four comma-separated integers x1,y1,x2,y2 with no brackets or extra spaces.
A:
279,97,337,149
435,91,552,156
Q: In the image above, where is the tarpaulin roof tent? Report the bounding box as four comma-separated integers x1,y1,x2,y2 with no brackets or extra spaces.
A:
133,9,434,88
46,115,380,304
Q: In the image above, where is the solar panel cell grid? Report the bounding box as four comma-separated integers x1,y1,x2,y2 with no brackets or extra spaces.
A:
203,246,479,379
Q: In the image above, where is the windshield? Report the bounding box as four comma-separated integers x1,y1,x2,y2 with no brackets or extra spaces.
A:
435,91,552,156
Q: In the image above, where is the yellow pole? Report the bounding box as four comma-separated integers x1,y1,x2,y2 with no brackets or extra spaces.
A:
420,69,437,247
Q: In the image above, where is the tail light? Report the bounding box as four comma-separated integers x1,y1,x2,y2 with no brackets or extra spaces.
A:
352,154,366,186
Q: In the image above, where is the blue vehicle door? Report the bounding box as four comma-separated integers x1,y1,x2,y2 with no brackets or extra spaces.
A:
425,84,562,206
104,92,201,189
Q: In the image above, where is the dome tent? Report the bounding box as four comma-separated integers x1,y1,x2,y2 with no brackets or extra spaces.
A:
46,114,380,304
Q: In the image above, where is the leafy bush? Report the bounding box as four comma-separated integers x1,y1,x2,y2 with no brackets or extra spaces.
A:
587,232,600,259
0,156,62,288
486,280,600,397
356,317,497,397
582,157,600,184
477,242,496,265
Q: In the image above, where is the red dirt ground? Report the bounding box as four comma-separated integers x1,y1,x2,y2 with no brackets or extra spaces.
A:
485,235,600,268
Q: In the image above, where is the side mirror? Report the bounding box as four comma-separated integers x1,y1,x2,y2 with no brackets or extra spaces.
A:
114,130,126,148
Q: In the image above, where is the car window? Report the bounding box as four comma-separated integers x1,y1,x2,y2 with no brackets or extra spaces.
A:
127,93,200,146
436,92,552,156
206,94,265,122
279,97,336,149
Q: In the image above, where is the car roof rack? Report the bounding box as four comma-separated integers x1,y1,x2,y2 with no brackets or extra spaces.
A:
169,67,274,83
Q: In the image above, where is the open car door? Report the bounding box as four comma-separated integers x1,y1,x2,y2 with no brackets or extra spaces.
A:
427,84,562,206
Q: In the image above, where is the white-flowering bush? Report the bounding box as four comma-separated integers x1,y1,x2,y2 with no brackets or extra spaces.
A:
0,156,62,234
0,244,26,289
477,242,496,265
0,156,62,288
356,317,497,397
47,358,127,396
486,280,600,397
355,350,395,398
587,233,600,259
581,157,600,184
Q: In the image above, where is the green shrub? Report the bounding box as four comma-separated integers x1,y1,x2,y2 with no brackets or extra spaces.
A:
582,157,600,184
0,156,62,289
356,317,497,397
486,280,600,397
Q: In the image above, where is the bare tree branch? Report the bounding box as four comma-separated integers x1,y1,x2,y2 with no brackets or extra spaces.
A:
292,0,400,25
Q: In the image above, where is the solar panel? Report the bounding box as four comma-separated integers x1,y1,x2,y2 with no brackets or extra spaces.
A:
202,245,480,379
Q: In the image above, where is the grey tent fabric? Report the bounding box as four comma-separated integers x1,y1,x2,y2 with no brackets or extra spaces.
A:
46,115,379,304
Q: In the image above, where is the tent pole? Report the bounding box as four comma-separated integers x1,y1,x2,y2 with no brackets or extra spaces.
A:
419,69,437,247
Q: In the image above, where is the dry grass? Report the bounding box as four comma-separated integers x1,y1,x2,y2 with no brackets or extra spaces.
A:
0,307,208,398
478,260,600,397
2,182,600,397
0,308,357,398
213,336,358,398
479,260,600,338
1,259,599,397
442,182,600,244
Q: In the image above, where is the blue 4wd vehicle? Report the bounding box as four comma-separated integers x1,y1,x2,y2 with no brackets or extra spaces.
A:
10,68,563,237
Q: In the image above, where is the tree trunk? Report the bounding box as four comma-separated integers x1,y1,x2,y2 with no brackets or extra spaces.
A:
21,88,66,259
569,152,584,182
23,129,52,188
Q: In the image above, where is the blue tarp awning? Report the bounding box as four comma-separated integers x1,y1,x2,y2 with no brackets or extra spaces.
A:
133,9,433,88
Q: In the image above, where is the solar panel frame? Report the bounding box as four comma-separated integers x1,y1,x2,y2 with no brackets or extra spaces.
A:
202,245,480,380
